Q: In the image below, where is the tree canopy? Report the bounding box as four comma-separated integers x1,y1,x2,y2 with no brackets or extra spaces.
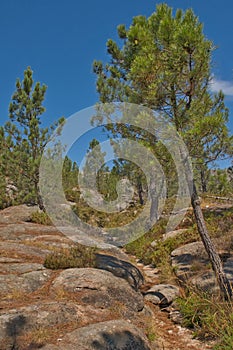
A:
93,4,232,170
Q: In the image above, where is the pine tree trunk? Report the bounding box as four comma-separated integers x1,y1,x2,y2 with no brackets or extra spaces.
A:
149,177,158,223
37,193,45,212
137,179,144,205
35,182,45,212
191,181,232,300
200,168,208,193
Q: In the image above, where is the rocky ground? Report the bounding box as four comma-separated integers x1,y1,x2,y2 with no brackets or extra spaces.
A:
1,204,230,349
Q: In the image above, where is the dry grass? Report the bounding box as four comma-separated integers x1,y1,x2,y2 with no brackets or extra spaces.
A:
177,287,233,349
44,244,97,270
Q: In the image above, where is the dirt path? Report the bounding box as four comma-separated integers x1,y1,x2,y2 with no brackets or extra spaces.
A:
152,307,213,350
128,254,214,350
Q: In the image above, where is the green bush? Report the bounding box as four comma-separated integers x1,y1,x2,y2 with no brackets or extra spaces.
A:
30,210,53,225
44,244,97,269
125,217,168,262
204,206,233,239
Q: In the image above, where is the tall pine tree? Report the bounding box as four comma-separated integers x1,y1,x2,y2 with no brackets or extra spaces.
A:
93,4,233,299
4,67,64,209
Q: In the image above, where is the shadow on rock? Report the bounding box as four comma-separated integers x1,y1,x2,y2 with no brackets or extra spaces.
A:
92,330,151,350
6,315,27,350
95,254,144,290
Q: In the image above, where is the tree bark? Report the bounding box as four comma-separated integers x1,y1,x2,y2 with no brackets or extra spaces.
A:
180,149,232,300
136,178,144,205
35,182,45,212
200,168,208,193
149,177,158,223
191,181,232,300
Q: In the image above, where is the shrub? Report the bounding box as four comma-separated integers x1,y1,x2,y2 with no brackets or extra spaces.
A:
44,243,97,269
124,217,168,262
30,210,53,225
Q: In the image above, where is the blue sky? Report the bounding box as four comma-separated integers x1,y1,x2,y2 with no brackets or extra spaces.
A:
0,0,232,166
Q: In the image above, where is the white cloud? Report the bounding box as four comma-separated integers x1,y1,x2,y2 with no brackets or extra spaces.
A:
210,77,233,96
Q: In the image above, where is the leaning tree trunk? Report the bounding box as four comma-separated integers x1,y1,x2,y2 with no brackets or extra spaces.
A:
191,180,232,300
180,149,232,300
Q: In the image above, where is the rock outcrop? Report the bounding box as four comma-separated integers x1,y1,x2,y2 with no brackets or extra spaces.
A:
171,241,233,294
0,205,158,350
144,284,180,307
41,320,155,350
1,203,221,349
51,268,144,315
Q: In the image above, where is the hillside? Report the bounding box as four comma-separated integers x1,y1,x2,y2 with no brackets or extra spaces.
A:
1,202,232,349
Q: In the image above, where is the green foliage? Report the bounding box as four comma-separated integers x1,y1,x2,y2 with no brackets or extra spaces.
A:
62,156,79,201
151,229,198,263
109,158,148,205
93,3,232,179
0,176,9,209
177,291,214,330
125,219,198,283
98,167,120,201
208,169,233,196
73,195,144,229
93,1,232,299
177,291,233,349
44,244,97,270
204,206,233,240
125,204,233,281
2,67,64,209
80,138,107,191
125,233,156,265
30,210,53,225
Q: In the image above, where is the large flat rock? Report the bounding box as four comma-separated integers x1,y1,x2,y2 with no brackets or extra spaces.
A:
171,241,208,280
0,269,53,295
0,241,51,260
51,268,144,315
171,241,233,294
0,301,101,350
0,205,39,224
0,262,45,275
0,223,61,241
40,319,157,350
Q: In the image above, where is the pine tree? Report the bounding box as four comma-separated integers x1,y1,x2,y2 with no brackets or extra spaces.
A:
208,169,233,196
4,67,64,209
62,156,79,201
93,4,233,299
81,139,106,191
